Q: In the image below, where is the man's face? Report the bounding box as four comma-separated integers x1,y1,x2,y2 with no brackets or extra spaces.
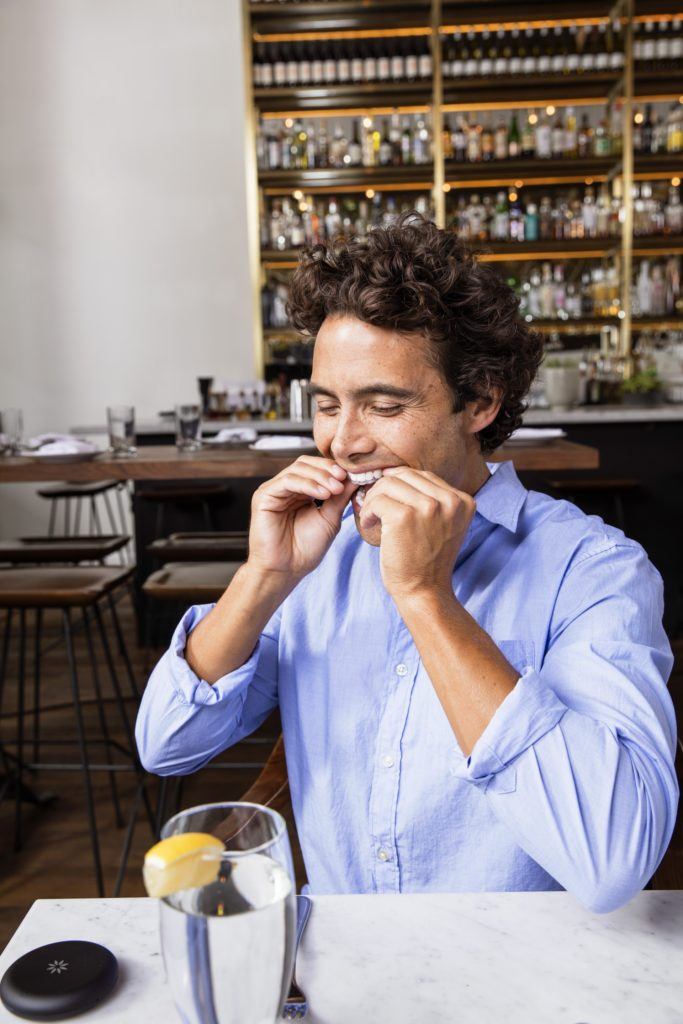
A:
311,314,483,546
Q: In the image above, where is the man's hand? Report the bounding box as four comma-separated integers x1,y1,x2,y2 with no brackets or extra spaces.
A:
247,455,357,582
359,467,475,601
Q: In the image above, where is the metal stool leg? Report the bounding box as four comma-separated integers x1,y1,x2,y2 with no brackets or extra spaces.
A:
102,491,125,565
91,497,103,536
62,608,104,896
92,603,155,836
47,500,56,537
74,496,83,537
32,608,42,762
81,607,123,828
106,593,141,702
14,609,26,851
114,485,130,561
0,611,14,804
113,780,145,897
64,498,71,537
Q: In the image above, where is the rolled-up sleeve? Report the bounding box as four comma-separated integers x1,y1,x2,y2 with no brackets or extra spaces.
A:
452,541,679,913
135,602,280,776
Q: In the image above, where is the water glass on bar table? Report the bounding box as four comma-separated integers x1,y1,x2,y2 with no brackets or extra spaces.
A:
0,408,23,454
159,802,296,1024
175,403,202,450
106,405,136,456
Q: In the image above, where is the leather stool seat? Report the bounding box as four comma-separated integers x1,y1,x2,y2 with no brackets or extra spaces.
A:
0,535,129,564
37,480,119,500
139,483,231,502
546,478,641,493
143,562,242,603
0,566,134,608
147,531,248,563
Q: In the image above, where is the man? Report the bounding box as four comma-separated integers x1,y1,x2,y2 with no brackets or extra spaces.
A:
136,218,678,912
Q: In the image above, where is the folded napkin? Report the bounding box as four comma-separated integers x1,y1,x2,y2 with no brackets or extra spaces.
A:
508,427,567,442
206,427,258,444
251,435,317,450
28,433,98,456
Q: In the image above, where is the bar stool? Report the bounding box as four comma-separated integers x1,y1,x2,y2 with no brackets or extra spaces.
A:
38,481,127,538
147,531,249,564
545,478,642,533
139,483,232,537
0,535,129,567
0,566,151,895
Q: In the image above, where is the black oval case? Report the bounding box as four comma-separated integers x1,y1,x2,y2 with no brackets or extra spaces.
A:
0,940,118,1020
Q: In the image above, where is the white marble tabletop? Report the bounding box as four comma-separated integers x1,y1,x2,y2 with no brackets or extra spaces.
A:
1,892,682,1023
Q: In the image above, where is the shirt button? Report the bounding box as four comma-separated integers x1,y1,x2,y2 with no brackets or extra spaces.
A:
382,755,395,768
395,663,408,677
377,848,390,862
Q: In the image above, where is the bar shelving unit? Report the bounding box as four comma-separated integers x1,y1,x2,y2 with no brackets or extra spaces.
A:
243,0,683,377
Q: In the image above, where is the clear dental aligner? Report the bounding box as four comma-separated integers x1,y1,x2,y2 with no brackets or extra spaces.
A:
347,468,383,507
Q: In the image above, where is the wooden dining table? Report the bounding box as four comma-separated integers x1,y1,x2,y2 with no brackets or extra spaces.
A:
0,439,598,483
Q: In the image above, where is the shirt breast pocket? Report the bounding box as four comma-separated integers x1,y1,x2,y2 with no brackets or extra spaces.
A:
495,639,536,677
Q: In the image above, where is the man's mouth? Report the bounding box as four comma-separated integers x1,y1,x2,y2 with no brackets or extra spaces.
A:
347,468,384,508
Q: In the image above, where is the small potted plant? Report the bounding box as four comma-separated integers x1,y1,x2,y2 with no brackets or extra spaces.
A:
620,368,662,408
542,357,581,411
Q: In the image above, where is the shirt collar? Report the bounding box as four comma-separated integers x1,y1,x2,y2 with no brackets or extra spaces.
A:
474,459,527,533
342,459,527,532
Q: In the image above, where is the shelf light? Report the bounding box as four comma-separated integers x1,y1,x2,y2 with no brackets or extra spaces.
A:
365,189,375,199
546,105,556,117
528,113,538,125
261,106,430,121
634,111,644,124
443,183,451,192
293,189,303,201
514,180,524,189
509,191,518,201
673,177,681,187
585,177,594,185
253,28,431,44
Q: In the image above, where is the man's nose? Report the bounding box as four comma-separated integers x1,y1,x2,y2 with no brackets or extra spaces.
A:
329,410,375,462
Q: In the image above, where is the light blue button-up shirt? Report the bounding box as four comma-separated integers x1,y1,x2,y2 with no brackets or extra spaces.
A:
136,460,679,912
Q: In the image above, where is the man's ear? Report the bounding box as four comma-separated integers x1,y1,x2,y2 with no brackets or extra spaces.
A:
464,386,503,436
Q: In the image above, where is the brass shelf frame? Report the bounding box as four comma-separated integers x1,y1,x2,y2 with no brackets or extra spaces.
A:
244,0,681,373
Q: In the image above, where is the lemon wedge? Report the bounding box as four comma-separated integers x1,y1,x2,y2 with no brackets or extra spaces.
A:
143,832,224,898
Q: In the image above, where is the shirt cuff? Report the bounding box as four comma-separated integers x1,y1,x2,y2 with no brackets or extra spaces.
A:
451,669,568,791
167,603,263,708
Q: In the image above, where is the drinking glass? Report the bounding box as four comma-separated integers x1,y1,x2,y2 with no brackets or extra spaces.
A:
0,408,23,454
106,405,136,456
175,403,202,450
159,802,296,1024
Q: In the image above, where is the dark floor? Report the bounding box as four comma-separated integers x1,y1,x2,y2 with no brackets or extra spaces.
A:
0,595,681,951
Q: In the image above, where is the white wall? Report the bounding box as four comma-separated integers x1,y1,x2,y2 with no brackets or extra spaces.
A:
0,0,254,536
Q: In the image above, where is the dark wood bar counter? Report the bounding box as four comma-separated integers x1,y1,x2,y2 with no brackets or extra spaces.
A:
0,439,599,483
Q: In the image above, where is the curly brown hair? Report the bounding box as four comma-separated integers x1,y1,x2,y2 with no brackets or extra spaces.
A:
286,216,543,454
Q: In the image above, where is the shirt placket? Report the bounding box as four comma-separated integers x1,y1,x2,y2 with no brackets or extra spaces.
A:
367,626,418,894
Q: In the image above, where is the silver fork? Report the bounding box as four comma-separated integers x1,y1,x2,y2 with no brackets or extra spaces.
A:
282,895,312,1020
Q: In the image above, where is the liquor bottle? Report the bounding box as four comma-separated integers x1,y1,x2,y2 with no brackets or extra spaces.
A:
536,110,552,158
450,32,463,77
540,262,554,317
442,117,454,160
666,186,683,233
480,30,493,76
452,116,467,161
351,45,364,82
494,117,508,161
377,38,391,81
492,191,509,240
348,120,362,166
336,41,350,83
405,37,418,80
413,117,430,164
537,27,552,73
508,29,522,75
363,41,377,81
521,112,535,157
566,26,580,73
508,112,520,158
593,117,611,156
273,45,287,87
418,37,432,78
551,26,565,74
525,201,539,242
464,31,478,76
401,118,414,165
551,113,565,156
312,45,324,84
468,194,487,240
596,185,611,238
323,43,337,84
582,186,597,238
539,195,553,240
466,116,481,162
391,38,406,81
481,117,494,161
305,121,316,169
565,107,578,157
389,113,402,166
380,119,393,166
595,23,609,70
493,29,507,74
509,195,524,241
522,27,536,74
577,113,592,157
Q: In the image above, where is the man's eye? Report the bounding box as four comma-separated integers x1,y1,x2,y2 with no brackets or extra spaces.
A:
373,405,402,415
316,406,338,415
